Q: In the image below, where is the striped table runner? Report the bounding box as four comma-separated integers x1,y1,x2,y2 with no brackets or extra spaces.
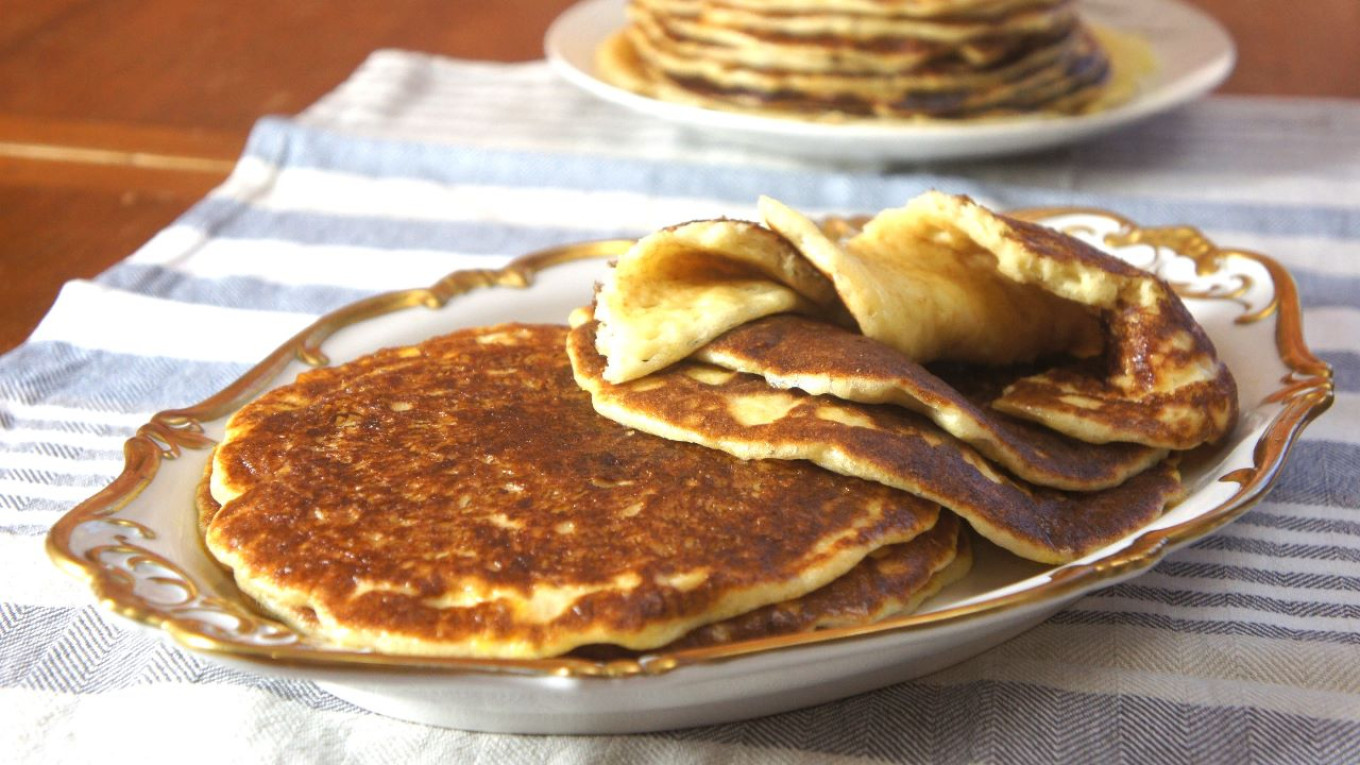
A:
5,51,1358,762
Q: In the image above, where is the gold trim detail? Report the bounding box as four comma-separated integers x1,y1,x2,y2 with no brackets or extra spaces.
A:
47,210,1334,679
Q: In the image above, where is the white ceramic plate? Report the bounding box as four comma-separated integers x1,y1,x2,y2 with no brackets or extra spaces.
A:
545,0,1235,162
49,210,1330,734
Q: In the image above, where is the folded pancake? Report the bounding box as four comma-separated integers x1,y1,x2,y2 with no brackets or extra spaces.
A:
570,316,1185,564
759,195,1104,367
766,192,1237,449
205,324,940,659
695,314,1165,490
594,218,850,384
593,193,1237,450
673,511,970,649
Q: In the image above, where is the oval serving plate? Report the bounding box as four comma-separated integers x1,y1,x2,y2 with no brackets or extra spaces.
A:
48,209,1331,734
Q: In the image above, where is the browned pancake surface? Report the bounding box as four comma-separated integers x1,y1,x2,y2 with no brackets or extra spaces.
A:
206,324,940,658
992,295,1240,449
759,192,1239,450
674,512,969,648
601,0,1115,120
698,314,1165,490
570,319,1184,564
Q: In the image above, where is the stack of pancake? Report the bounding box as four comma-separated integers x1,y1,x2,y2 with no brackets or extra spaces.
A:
580,191,1236,563
597,0,1132,120
200,192,1235,660
201,325,970,659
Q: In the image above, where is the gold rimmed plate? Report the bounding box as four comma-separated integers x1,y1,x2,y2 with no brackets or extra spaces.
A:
48,208,1331,733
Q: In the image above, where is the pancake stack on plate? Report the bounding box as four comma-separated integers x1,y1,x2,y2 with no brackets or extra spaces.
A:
580,191,1237,563
200,192,1234,660
201,325,968,659
597,0,1124,120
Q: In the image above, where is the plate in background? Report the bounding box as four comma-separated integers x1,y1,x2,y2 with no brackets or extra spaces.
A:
545,0,1235,162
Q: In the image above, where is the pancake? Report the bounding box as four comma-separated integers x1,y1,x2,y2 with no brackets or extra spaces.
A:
593,192,1237,450
569,316,1185,564
657,0,1068,19
672,511,970,649
598,0,1126,121
672,4,1070,43
624,9,1080,92
628,2,1073,75
204,324,940,659
622,31,1095,116
695,314,1165,490
628,0,1078,73
772,192,1237,449
592,195,1100,385
607,28,1110,121
759,194,1104,367
593,218,851,384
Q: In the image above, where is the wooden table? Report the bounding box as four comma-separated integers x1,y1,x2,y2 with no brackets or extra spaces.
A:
2,0,1357,354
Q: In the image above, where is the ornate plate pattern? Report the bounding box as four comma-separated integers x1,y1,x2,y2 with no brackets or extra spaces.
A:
47,209,1332,733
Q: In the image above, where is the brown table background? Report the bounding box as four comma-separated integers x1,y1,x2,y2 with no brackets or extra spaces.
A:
2,0,1357,354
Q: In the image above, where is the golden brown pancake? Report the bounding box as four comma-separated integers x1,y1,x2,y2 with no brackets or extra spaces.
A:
641,0,1072,28
598,0,1125,120
758,194,1105,367
592,195,1102,386
604,30,1111,121
813,192,1237,449
672,511,970,648
593,193,1237,451
569,316,1185,564
628,2,1070,75
695,314,1166,490
205,324,941,659
627,2,1078,83
593,217,851,384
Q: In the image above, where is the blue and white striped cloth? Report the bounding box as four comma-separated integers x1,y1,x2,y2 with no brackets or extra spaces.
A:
5,51,1359,762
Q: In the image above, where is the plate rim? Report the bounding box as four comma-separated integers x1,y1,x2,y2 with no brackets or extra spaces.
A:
543,0,1237,159
46,207,1332,679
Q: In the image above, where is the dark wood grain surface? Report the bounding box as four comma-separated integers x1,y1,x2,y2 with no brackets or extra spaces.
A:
2,0,1355,353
